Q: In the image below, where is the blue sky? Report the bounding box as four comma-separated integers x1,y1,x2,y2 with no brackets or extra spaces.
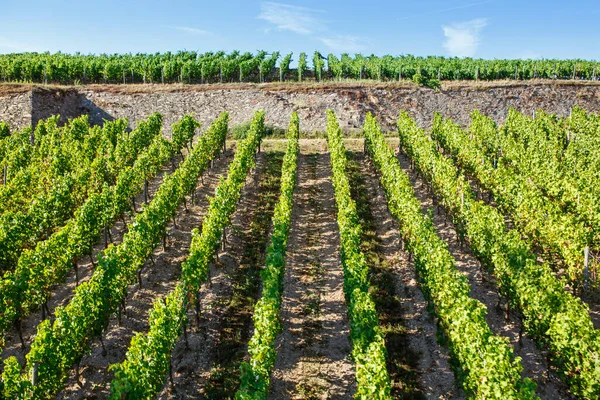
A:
0,0,598,60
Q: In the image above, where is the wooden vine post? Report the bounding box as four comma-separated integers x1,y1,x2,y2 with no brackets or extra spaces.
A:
583,246,590,295
144,179,149,204
32,362,39,387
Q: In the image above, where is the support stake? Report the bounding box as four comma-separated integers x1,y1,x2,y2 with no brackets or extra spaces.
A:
74,258,79,285
89,248,95,268
183,323,189,348
32,362,39,387
584,246,590,296
137,268,143,289
100,336,107,357
195,292,201,329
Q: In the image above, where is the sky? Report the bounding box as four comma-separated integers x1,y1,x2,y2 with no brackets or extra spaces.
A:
0,0,598,60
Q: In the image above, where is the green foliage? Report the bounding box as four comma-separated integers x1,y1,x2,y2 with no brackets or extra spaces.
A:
313,51,325,82
328,54,342,80
182,110,263,293
279,52,293,81
0,51,599,84
421,112,600,398
260,52,280,82
0,114,173,351
108,111,263,399
327,110,392,399
171,114,201,153
0,121,9,139
412,73,440,89
0,115,130,273
2,113,228,399
365,113,535,399
230,122,252,140
109,285,187,399
236,112,299,399
240,51,267,82
433,111,590,284
298,52,307,82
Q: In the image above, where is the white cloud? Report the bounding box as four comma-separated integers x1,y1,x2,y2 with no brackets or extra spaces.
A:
442,18,487,57
398,0,495,21
258,2,369,53
320,36,367,53
162,25,214,36
258,2,323,35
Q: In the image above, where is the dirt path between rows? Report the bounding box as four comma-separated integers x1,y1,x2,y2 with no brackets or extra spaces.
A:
157,150,268,399
200,151,283,398
269,147,356,400
0,153,170,370
56,149,234,399
347,151,462,399
396,149,572,399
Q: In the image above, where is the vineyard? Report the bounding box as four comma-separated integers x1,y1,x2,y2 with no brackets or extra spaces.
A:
0,102,599,400
1,51,600,85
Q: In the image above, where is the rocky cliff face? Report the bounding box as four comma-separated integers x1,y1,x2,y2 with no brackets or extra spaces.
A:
1,82,599,134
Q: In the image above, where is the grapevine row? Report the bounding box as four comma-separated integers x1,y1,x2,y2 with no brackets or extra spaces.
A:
327,110,392,398
397,111,600,398
0,121,40,186
0,116,73,215
108,111,264,399
235,112,299,399
0,114,160,273
561,107,600,235
0,114,167,347
0,117,177,350
0,112,227,399
474,108,600,248
0,116,112,270
1,51,599,85
432,112,591,285
363,113,536,399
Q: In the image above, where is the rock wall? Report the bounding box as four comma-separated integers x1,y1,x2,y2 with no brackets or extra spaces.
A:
81,84,600,134
0,92,31,130
1,83,600,134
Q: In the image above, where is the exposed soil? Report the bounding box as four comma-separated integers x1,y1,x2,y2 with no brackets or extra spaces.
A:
0,155,170,369
269,146,356,400
396,148,572,399
55,149,235,399
156,150,269,399
346,151,462,399
202,151,283,398
3,79,600,96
